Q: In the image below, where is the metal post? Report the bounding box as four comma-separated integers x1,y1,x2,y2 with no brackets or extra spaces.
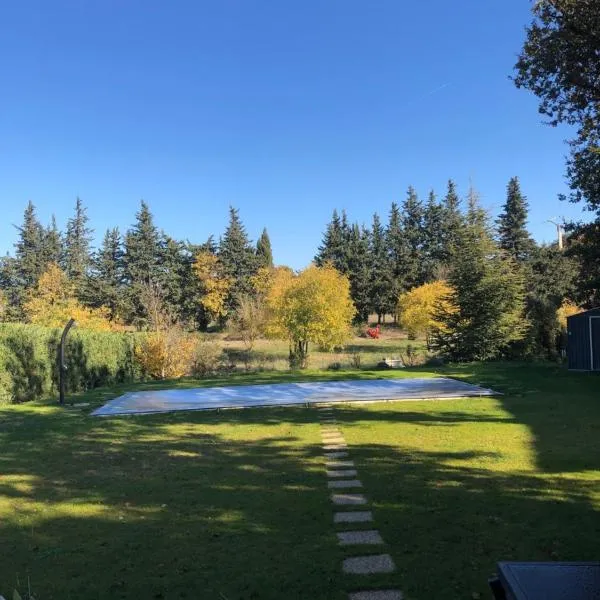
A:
59,318,76,404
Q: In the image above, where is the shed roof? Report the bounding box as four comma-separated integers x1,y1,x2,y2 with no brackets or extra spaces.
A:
567,307,600,320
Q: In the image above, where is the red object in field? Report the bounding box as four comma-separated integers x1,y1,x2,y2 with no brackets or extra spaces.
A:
366,324,381,339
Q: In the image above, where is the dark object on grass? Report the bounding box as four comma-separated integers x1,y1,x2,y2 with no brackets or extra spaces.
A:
376,357,404,369
489,561,600,600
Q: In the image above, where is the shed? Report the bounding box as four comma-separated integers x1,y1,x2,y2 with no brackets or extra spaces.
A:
567,308,600,371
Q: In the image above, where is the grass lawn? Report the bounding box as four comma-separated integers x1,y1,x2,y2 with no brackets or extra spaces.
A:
1,363,598,599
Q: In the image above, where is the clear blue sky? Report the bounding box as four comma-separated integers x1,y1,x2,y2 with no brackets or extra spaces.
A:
0,1,588,269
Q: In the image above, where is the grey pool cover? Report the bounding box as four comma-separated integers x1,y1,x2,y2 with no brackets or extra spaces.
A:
92,377,496,416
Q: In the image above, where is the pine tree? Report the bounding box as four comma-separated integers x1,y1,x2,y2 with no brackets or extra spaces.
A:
422,190,445,281
368,213,394,322
0,255,23,321
347,224,372,323
14,200,45,288
41,215,63,267
440,179,463,263
432,211,526,361
315,209,350,273
64,197,93,292
497,177,536,262
89,228,125,321
218,207,257,312
386,202,410,305
256,228,274,268
124,201,164,326
401,186,425,288
160,234,190,323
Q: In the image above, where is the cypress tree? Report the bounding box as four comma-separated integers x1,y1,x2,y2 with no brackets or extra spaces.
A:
256,228,274,268
497,177,536,262
219,207,257,310
14,200,45,288
64,197,93,292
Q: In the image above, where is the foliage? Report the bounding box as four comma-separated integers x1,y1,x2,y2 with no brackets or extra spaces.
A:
369,213,394,321
433,206,527,362
397,280,455,346
0,323,139,404
134,329,196,380
314,209,349,272
193,250,232,322
497,177,535,262
566,220,600,307
514,0,600,212
0,290,7,322
255,228,274,268
228,294,269,351
14,201,45,290
266,264,355,368
557,299,581,330
191,337,225,376
23,263,112,331
64,197,93,295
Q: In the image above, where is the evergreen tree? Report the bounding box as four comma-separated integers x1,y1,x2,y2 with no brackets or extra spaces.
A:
400,186,425,288
124,201,164,326
347,224,371,323
386,202,411,305
64,197,93,292
41,215,63,267
0,255,23,321
315,209,350,273
256,228,274,268
422,190,445,281
368,213,394,322
497,177,536,262
432,212,526,361
89,228,125,321
440,179,463,263
14,200,45,289
218,207,257,312
466,184,487,230
160,234,190,323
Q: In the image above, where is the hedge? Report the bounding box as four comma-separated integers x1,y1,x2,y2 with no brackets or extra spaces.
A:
0,323,143,405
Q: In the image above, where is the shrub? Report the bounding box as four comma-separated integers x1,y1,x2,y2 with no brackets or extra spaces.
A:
135,329,196,380
348,351,362,369
327,361,342,371
0,323,141,405
191,338,224,377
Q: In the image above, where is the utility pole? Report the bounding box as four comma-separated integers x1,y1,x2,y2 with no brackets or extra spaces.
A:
546,219,564,250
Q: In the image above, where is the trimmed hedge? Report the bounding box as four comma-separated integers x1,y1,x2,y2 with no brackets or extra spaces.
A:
0,323,143,405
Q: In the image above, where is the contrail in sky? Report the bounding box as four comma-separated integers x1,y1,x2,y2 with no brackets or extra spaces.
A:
423,82,451,98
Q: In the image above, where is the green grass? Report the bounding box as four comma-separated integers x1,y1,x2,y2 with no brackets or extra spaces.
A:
0,363,598,599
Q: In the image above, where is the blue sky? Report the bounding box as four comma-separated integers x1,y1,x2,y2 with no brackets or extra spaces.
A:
0,1,589,269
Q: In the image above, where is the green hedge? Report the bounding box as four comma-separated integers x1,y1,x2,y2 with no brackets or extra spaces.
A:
0,323,143,405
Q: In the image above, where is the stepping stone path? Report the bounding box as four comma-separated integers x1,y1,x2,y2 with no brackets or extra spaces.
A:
316,403,403,600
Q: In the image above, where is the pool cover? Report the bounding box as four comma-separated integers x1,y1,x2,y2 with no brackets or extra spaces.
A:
91,377,496,416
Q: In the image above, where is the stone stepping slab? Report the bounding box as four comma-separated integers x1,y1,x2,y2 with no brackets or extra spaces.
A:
322,437,345,444
342,554,396,575
322,433,344,439
325,451,349,459
324,444,348,451
332,493,367,505
337,530,384,545
327,469,358,478
327,460,355,468
328,479,363,489
334,511,373,523
321,429,341,435
348,591,403,600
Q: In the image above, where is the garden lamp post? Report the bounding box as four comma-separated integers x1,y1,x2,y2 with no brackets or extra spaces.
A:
59,318,76,404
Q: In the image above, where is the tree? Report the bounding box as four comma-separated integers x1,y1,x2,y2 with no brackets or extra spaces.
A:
315,209,350,273
401,186,425,288
0,255,23,321
432,213,526,362
440,179,463,264
14,200,45,289
219,207,257,311
23,263,111,330
497,177,536,262
88,228,125,321
369,213,394,322
41,215,63,267
386,202,410,307
421,190,446,281
193,250,232,323
266,264,355,368
514,0,600,212
565,220,600,307
347,224,372,323
397,280,455,347
64,197,93,294
229,294,270,351
256,228,274,268
0,289,7,322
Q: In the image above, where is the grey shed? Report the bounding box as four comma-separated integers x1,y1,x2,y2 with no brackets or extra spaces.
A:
567,308,600,371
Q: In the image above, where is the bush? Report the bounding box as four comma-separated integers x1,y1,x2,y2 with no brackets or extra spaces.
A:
348,351,362,369
327,361,343,371
0,323,141,405
191,338,224,377
135,329,196,380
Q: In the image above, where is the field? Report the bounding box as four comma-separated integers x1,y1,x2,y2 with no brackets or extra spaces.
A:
0,363,598,599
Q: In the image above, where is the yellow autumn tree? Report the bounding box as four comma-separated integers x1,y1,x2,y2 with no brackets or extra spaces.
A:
266,264,355,368
193,250,231,322
23,263,112,330
556,300,581,331
397,280,455,347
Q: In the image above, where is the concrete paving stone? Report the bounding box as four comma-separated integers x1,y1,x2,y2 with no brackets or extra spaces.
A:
322,432,344,438
334,511,373,523
325,451,349,459
342,554,396,575
328,479,363,489
326,460,355,468
322,436,345,443
326,469,358,478
332,493,367,505
337,530,384,545
321,429,341,435
348,591,403,600
324,444,348,450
